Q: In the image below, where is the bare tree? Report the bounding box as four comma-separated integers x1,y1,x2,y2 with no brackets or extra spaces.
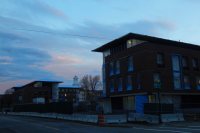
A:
80,75,100,91
89,75,100,91
4,88,14,94
80,75,101,103
80,75,90,91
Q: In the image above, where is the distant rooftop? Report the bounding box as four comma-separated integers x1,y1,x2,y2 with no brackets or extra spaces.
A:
20,80,63,88
59,84,81,89
12,87,22,91
33,80,62,83
93,32,200,52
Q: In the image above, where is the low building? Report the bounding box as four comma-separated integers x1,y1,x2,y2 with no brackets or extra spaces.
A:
59,86,85,103
0,94,13,111
13,81,62,105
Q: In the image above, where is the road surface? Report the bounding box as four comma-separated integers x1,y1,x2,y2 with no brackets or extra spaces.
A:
0,115,200,133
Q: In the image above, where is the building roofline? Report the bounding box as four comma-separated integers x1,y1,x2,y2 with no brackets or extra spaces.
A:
92,32,200,52
20,80,63,88
33,80,62,83
59,87,82,89
11,86,22,91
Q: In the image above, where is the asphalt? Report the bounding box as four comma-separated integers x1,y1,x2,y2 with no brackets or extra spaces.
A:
1,114,200,133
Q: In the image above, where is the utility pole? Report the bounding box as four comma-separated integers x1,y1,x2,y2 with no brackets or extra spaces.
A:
155,76,162,124
157,89,162,124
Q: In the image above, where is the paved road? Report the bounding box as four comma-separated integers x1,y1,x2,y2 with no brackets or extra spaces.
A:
0,115,200,133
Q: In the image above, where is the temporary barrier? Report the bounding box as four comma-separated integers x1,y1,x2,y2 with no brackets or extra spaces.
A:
104,115,127,124
128,113,184,123
161,113,184,122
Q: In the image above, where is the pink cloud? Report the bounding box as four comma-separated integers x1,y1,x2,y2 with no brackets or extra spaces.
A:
0,56,13,64
42,53,101,81
53,54,82,64
0,79,31,94
36,0,68,21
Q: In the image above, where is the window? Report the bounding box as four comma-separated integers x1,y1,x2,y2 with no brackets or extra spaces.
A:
103,49,110,57
127,40,133,48
128,56,134,71
192,58,199,70
156,53,164,66
110,44,126,54
18,96,23,101
172,55,182,90
196,77,200,90
115,60,120,74
110,79,114,93
127,76,132,90
109,62,114,76
173,72,181,90
153,73,161,89
182,56,189,69
34,82,43,87
126,39,145,48
137,74,141,89
172,55,181,71
183,75,190,89
118,78,123,92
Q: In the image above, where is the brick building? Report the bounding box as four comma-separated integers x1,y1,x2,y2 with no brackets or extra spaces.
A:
59,86,85,103
93,33,200,114
13,81,62,105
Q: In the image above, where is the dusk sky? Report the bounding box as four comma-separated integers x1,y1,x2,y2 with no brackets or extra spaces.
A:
1,0,200,94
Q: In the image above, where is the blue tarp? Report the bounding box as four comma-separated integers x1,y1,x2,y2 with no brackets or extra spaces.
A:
135,95,148,114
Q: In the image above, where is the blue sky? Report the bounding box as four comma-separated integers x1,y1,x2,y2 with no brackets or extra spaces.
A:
0,0,200,93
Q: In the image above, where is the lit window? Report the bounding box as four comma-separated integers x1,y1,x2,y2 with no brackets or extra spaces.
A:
109,62,114,76
118,78,123,92
196,77,200,90
128,56,134,71
34,82,42,87
153,73,161,89
127,76,132,90
127,40,133,48
110,79,114,93
156,53,164,66
115,60,120,74
126,39,145,48
183,75,190,89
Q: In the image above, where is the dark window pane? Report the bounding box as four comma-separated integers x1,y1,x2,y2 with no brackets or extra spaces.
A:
183,75,190,89
173,72,181,90
157,53,164,66
153,73,161,89
192,58,198,70
127,76,132,90
172,55,180,71
110,79,114,93
182,57,189,68
128,56,134,71
116,60,120,74
110,62,114,76
118,78,123,92
196,77,200,90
